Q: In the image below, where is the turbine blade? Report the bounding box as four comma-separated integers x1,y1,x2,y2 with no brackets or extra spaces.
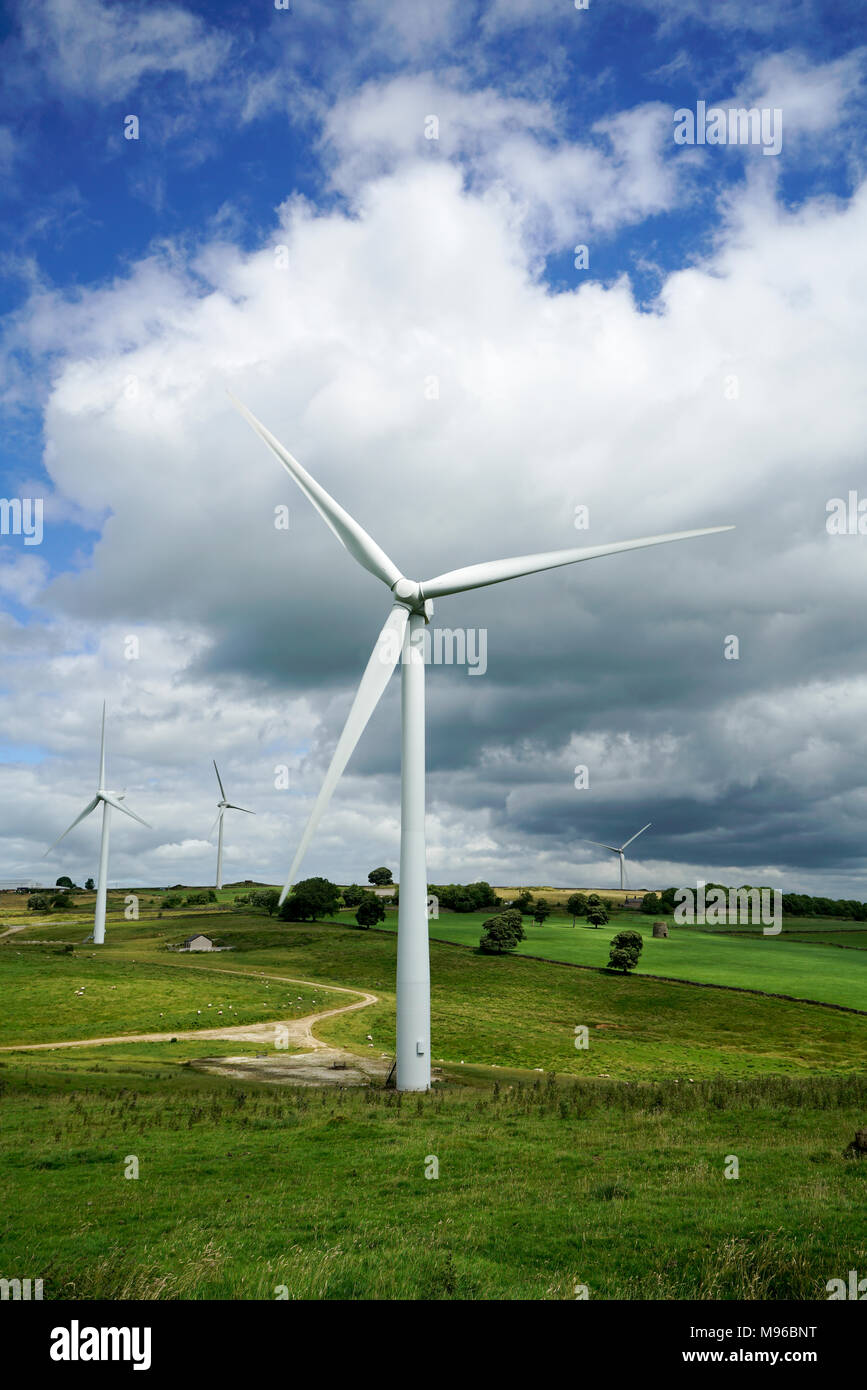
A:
583,839,619,853
621,822,652,850
420,527,734,599
44,797,100,855
213,760,226,800
208,813,222,840
279,603,410,904
226,804,254,814
102,794,150,829
228,393,404,590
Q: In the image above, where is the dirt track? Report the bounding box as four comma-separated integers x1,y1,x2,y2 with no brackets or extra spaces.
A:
0,969,389,1085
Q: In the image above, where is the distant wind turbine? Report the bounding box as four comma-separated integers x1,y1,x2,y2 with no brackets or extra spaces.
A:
44,703,150,944
210,760,254,890
230,391,733,1090
584,822,652,890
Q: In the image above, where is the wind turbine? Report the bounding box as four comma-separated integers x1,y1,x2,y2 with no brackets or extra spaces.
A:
584,822,652,890
45,703,150,944
229,392,733,1090
211,760,254,890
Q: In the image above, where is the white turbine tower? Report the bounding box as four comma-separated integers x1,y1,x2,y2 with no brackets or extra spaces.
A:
230,393,733,1090
584,822,652,891
45,703,150,944
211,760,254,890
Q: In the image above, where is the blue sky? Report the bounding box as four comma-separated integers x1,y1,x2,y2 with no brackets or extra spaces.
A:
1,0,867,894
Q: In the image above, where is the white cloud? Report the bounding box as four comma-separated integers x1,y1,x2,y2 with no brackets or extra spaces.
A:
16,0,231,100
322,76,688,252
3,115,867,891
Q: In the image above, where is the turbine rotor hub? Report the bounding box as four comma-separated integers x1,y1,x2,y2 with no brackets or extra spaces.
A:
391,577,432,620
392,577,421,604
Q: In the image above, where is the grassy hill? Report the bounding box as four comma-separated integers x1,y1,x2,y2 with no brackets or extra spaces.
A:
3,910,866,1300
379,910,867,1012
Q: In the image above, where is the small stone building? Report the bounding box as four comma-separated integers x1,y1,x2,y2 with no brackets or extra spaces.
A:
183,934,216,952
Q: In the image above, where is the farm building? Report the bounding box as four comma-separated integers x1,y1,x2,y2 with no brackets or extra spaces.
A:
182,934,216,952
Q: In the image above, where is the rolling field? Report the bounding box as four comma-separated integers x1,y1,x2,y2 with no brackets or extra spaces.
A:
6,914,867,1077
0,946,346,1046
390,911,867,1013
3,908,866,1300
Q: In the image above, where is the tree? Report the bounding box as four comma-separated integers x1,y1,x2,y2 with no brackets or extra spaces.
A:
85,878,95,891
641,892,660,915
27,893,51,913
356,895,386,929
566,892,587,926
533,897,551,926
279,877,341,922
479,909,525,954
51,891,76,910
508,889,534,915
250,889,280,916
56,875,74,889
585,893,608,928
341,884,366,908
368,867,393,886
607,929,644,973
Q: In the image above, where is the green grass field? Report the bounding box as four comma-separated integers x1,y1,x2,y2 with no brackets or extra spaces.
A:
1,1055,865,1299
0,946,345,1046
3,907,867,1300
389,910,867,1013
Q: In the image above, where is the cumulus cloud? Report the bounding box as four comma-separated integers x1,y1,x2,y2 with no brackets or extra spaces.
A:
2,26,866,896
13,0,231,100
321,76,689,251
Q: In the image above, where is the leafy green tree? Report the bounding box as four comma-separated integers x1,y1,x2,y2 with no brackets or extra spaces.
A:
27,893,51,913
368,867,393,886
641,892,660,915
279,877,341,922
85,878,95,891
163,894,183,909
607,929,644,973
507,889,534,915
479,909,525,954
429,881,498,913
250,889,280,915
56,875,74,889
566,892,587,925
585,893,608,928
533,897,551,925
51,891,76,910
356,895,386,929
341,884,366,908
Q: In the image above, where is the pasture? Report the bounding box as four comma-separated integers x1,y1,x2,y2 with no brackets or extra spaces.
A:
3,906,866,1300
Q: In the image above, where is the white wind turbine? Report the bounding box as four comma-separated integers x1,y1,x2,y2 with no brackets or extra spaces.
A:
45,703,150,944
584,822,652,891
229,393,733,1091
211,760,254,890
